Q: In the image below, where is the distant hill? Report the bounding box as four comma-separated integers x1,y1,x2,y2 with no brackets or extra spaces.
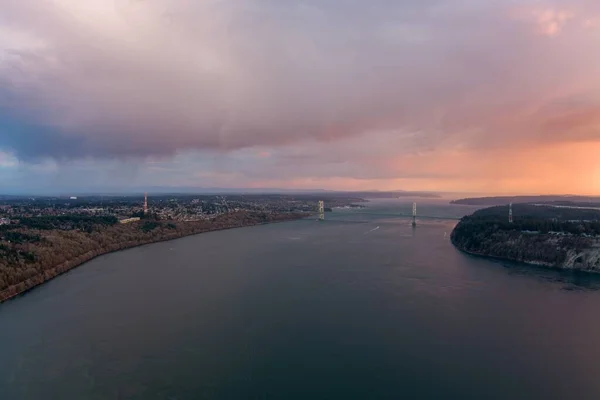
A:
451,195,600,206
331,191,440,199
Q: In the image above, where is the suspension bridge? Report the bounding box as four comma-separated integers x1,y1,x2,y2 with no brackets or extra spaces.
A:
314,201,462,222
333,211,461,221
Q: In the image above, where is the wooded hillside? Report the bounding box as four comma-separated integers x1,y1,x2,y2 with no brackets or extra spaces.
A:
450,205,600,271
0,211,304,302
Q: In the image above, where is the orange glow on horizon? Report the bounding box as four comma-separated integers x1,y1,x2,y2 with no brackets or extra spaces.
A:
249,141,600,196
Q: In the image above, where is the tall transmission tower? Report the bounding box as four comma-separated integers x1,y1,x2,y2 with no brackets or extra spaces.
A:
144,192,148,215
318,200,325,221
412,202,417,227
508,202,513,223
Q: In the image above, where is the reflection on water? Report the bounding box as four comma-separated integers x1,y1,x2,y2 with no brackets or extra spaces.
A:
499,261,600,291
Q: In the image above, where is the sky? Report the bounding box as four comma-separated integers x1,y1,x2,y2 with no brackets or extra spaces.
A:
1,0,600,195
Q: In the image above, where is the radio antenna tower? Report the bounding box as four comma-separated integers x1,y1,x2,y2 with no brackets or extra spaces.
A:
318,200,325,221
508,202,513,223
144,192,148,215
412,202,417,227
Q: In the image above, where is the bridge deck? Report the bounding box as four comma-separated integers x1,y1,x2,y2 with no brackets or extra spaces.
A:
331,211,461,221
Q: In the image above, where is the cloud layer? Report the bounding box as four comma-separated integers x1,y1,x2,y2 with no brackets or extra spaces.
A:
1,0,600,192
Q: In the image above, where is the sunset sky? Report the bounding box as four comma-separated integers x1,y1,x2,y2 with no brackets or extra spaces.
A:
1,0,600,194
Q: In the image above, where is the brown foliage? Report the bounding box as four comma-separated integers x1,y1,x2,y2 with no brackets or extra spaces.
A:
0,211,305,302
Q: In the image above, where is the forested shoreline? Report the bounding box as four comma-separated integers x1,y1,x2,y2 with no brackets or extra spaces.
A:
450,204,600,272
0,211,305,303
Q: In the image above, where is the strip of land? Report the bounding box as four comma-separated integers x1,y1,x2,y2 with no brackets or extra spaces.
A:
0,211,305,303
450,195,600,206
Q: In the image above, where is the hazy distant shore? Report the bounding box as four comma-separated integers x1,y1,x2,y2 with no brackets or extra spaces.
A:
451,195,600,206
0,212,305,303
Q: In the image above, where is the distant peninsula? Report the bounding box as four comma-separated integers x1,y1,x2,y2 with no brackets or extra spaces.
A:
450,195,600,206
451,204,600,272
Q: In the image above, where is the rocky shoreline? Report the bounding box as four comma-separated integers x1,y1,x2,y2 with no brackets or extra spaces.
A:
451,231,600,273
453,244,580,271
450,205,600,274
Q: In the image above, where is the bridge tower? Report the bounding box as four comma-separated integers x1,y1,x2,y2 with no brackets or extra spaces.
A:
508,202,513,223
318,200,325,221
144,192,148,215
412,202,417,227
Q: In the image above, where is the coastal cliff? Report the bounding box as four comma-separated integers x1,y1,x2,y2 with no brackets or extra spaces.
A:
450,204,600,272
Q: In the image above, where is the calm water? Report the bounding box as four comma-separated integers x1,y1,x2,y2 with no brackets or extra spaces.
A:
2,199,600,399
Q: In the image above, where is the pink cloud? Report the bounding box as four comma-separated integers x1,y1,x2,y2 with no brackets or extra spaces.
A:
583,18,600,28
532,8,574,36
1,0,600,194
